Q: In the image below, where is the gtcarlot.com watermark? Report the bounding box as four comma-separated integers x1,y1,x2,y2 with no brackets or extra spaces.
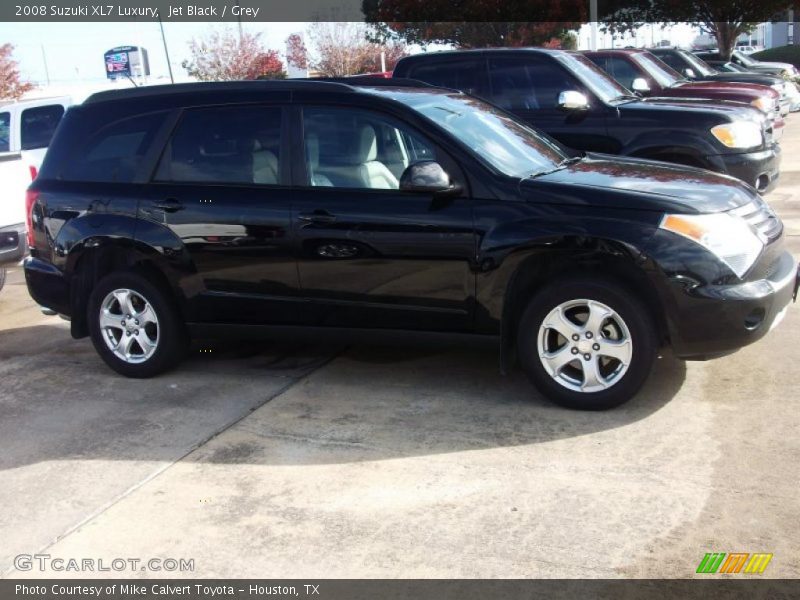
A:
14,553,195,573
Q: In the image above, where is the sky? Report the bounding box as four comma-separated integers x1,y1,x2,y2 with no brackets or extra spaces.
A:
0,21,306,86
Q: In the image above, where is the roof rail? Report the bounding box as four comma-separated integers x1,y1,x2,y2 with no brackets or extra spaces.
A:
309,76,436,88
83,79,355,105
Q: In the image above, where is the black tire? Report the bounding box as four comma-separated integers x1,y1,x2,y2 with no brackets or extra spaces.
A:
88,270,187,378
517,277,657,410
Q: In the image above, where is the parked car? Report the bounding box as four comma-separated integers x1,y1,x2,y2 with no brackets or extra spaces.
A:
649,47,800,112
0,96,72,291
695,49,799,81
584,49,786,128
393,48,781,192
735,45,764,55
24,80,798,409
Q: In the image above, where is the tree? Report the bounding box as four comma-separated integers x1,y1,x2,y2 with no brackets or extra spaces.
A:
182,28,286,81
363,1,584,47
0,44,34,101
248,51,287,80
600,0,798,60
308,22,409,76
285,33,308,71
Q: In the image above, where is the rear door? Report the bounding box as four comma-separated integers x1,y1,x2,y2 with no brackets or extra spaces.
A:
291,104,476,331
142,104,300,324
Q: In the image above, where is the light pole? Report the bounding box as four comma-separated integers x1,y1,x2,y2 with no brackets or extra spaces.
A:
590,0,598,51
158,17,175,84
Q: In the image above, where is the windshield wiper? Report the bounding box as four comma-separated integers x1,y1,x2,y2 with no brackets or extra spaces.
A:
610,94,639,103
528,156,583,179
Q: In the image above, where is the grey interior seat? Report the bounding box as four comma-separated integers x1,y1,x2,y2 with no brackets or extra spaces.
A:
306,133,333,187
354,125,398,189
252,140,279,185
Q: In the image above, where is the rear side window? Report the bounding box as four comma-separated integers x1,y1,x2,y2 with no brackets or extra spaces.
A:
0,112,9,152
406,59,489,98
21,104,64,150
63,111,166,183
155,105,283,185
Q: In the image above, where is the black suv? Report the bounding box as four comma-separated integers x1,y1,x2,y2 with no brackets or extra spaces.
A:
393,48,781,192
24,81,798,409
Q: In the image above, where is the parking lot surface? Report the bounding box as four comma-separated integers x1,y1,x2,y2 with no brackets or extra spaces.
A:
2,125,799,579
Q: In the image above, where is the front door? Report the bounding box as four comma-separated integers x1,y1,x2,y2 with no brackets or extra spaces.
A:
291,106,476,331
486,55,614,153
143,104,299,324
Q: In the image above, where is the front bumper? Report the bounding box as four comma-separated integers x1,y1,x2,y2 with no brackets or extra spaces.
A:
708,144,781,194
666,250,798,360
0,222,26,266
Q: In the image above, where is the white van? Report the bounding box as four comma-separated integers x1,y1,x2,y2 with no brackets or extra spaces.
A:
0,96,72,289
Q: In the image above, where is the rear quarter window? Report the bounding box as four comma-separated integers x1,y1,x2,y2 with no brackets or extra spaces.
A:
62,111,167,183
21,104,65,150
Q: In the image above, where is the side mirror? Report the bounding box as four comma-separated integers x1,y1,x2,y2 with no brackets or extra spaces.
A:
557,90,589,110
684,68,696,79
399,160,460,195
631,77,651,94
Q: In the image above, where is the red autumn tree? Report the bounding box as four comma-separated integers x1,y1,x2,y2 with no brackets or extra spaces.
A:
248,50,287,79
183,28,285,81
0,44,34,101
285,33,308,71
363,0,585,48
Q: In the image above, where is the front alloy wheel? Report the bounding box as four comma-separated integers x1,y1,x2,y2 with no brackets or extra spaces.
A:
537,299,633,393
518,277,657,410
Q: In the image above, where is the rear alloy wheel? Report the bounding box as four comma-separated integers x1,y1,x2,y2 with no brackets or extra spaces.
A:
88,271,187,377
518,278,657,410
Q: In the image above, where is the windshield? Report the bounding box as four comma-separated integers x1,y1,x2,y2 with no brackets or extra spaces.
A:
554,52,634,103
631,52,682,86
732,50,757,67
393,90,567,177
679,50,715,76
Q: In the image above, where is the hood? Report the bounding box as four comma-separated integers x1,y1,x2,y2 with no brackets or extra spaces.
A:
673,80,777,100
521,153,758,214
754,60,794,71
703,72,782,86
630,96,766,122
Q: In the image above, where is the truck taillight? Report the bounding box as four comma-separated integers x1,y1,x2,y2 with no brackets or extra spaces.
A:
25,188,39,248
25,166,39,248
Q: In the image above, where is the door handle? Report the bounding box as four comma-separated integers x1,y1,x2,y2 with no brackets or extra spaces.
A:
298,210,337,224
152,198,184,213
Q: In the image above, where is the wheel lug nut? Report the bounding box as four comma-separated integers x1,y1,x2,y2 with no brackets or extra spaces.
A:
126,331,131,336
121,320,126,326
593,343,600,351
571,347,579,355
134,319,139,325
126,314,131,318
135,330,139,335
586,332,593,339
571,334,579,341
583,353,591,361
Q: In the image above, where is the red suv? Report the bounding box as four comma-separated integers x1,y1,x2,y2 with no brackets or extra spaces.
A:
585,49,784,140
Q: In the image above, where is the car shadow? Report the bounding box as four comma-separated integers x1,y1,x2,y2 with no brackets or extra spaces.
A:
0,323,686,470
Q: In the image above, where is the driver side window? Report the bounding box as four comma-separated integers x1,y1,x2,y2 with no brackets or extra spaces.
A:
301,107,436,190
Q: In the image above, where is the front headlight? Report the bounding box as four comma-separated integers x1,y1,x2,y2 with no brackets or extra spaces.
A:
710,121,763,149
660,213,763,278
749,97,773,113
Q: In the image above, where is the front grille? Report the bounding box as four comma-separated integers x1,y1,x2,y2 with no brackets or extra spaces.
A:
729,198,783,242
